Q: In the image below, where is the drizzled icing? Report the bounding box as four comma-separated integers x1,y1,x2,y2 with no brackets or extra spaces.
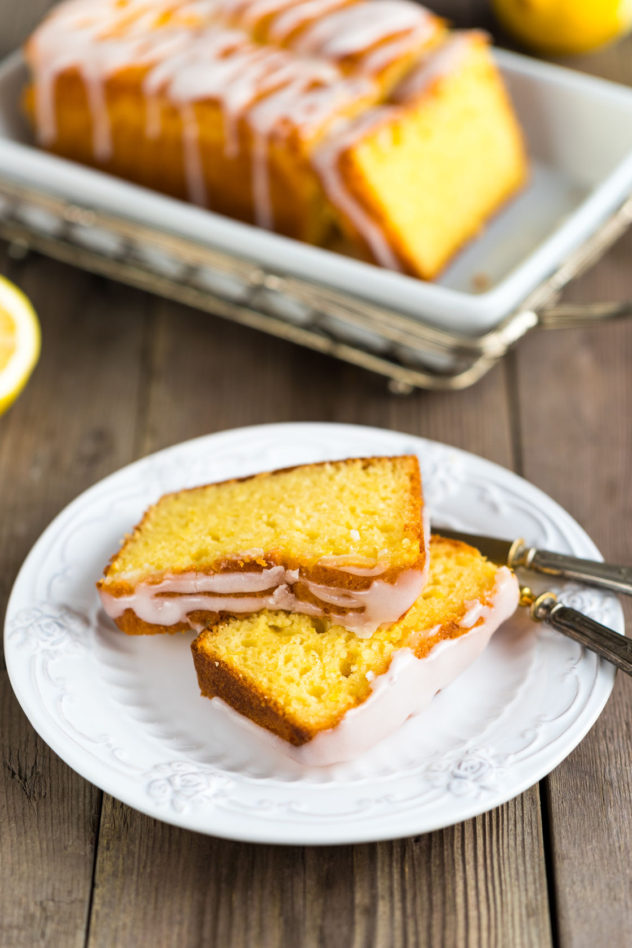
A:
26,0,442,247
211,566,520,766
98,561,427,635
30,2,207,159
311,106,401,269
268,0,352,43
312,32,477,268
294,0,436,63
391,30,484,103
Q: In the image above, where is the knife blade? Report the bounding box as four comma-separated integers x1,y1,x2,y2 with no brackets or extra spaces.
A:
435,526,632,597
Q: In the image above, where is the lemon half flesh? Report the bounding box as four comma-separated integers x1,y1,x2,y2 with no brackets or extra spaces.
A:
0,275,41,415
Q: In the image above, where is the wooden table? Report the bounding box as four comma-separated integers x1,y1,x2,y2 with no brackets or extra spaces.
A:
2,3,631,945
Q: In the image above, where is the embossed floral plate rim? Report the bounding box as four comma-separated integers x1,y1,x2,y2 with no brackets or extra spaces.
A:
4,422,621,845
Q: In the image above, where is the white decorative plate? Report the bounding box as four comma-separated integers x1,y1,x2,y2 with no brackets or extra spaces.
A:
4,423,621,844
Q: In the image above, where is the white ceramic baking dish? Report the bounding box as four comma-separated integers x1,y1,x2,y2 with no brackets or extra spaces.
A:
0,46,631,383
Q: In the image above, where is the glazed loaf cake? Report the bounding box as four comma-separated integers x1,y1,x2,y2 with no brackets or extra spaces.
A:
24,0,527,279
191,535,520,764
97,455,428,636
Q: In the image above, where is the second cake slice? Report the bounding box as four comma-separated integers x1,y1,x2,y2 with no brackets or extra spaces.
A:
191,535,519,764
98,455,427,636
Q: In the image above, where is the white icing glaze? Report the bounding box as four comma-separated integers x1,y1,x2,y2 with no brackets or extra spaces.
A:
312,105,401,269
224,0,300,29
248,66,367,228
391,30,481,103
29,1,209,155
26,0,442,248
315,556,389,575
210,566,519,766
305,568,425,636
268,0,351,43
181,103,207,205
295,1,434,62
98,561,426,634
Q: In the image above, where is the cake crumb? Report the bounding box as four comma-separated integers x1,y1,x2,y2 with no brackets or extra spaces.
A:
472,272,491,292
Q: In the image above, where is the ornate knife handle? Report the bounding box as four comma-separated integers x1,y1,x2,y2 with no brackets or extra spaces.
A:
509,541,632,597
520,588,632,676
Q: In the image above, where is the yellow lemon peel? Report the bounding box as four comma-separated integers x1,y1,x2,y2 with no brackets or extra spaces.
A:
494,0,632,55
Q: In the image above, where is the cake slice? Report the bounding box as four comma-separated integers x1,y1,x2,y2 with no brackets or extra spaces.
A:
191,535,519,765
314,30,528,277
98,455,427,636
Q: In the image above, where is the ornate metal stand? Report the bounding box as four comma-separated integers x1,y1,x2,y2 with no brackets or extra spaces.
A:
1,177,631,392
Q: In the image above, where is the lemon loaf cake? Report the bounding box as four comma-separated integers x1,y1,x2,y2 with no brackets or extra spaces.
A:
24,0,527,279
314,30,527,277
191,535,520,764
98,455,428,636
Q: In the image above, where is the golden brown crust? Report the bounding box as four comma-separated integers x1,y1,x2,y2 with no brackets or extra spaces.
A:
191,637,318,745
97,455,426,635
21,67,334,244
190,534,503,745
189,604,490,745
110,608,216,636
190,602,465,745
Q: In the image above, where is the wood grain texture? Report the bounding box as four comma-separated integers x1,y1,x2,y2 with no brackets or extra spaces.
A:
511,37,632,943
84,294,550,948
2,0,630,945
87,791,550,948
513,216,632,946
1,668,98,948
0,252,151,944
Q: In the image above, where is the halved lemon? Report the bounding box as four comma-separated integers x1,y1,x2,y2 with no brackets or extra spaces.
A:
0,275,41,415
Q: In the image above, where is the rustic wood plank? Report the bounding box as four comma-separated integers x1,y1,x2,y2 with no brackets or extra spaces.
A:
88,788,550,948
85,295,551,948
514,271,632,944
513,32,632,937
0,668,98,948
1,2,570,944
0,250,151,946
138,295,520,456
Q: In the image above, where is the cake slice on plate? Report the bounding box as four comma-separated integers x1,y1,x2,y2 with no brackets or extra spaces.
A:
98,455,428,636
191,535,519,765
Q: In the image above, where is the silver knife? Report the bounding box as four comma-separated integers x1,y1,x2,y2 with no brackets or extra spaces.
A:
436,527,632,675
435,527,632,597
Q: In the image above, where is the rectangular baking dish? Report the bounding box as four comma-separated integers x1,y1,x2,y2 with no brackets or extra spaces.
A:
1,47,632,389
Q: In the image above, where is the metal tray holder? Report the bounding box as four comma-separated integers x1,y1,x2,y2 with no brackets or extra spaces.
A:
0,175,631,391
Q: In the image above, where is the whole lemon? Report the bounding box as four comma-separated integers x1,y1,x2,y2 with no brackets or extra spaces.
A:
493,0,632,55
